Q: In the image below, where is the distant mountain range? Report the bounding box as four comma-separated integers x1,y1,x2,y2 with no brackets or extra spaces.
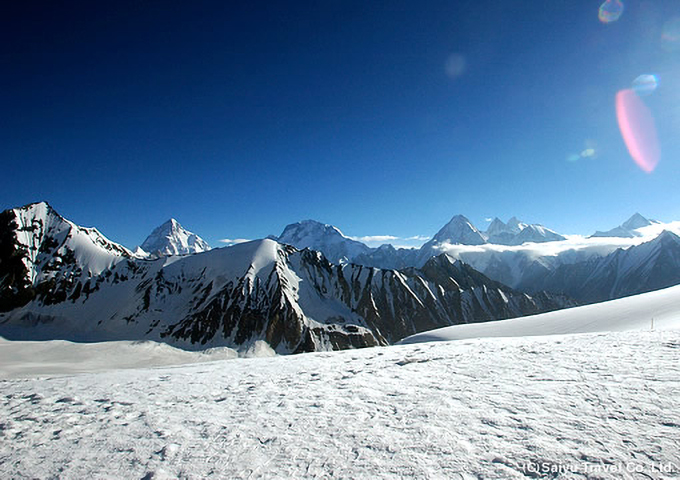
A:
524,229,680,304
0,202,573,353
268,212,680,306
1,201,677,353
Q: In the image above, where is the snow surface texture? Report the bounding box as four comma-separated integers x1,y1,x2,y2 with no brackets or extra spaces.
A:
1,286,680,478
139,219,210,257
1,331,679,479
0,338,239,379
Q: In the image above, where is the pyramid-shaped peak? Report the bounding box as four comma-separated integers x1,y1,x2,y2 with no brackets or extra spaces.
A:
485,217,508,235
654,230,680,243
622,213,652,231
140,218,210,256
506,216,527,233
430,215,486,245
157,218,181,229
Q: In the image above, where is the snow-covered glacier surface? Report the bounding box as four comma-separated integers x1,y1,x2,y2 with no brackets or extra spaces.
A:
400,282,680,345
1,330,679,478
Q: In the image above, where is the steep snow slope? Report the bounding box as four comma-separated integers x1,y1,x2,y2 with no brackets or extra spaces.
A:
0,202,131,311
400,282,680,344
1,329,678,478
139,218,210,256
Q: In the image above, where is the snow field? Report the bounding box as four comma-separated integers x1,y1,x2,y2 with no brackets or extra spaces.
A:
401,282,680,345
1,330,679,479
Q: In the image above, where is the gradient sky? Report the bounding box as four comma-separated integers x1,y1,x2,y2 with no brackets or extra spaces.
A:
3,1,680,249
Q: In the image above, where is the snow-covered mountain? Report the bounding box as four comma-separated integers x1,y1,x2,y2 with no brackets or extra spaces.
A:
590,212,658,238
269,215,568,271
415,215,568,266
0,204,574,352
352,243,417,270
271,219,372,264
525,230,680,303
484,217,565,245
0,202,132,312
393,213,680,303
138,218,210,257
5,202,680,352
423,214,486,247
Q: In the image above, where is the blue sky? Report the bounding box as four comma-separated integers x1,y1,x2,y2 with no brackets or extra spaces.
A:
3,1,680,249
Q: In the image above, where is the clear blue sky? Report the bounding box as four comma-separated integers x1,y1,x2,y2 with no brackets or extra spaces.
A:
3,1,680,248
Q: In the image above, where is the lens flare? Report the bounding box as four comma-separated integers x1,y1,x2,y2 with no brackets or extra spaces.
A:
599,0,624,23
615,89,660,173
662,17,680,51
632,74,658,96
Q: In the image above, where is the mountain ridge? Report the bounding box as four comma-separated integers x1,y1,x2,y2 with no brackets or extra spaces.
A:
0,203,574,353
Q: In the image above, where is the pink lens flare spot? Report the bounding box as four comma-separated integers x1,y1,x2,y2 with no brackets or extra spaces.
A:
599,0,624,23
615,89,660,173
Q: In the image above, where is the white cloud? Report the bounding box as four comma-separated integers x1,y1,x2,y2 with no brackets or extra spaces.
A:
219,238,251,245
485,218,493,222
347,235,399,243
404,235,430,241
346,234,430,248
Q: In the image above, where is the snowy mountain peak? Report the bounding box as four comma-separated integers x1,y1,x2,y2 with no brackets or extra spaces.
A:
430,215,486,246
273,219,371,264
9,202,132,261
513,223,566,244
506,216,527,234
485,217,508,237
139,218,210,257
483,216,565,245
277,220,345,244
0,202,132,311
652,229,680,245
591,213,657,239
621,213,653,231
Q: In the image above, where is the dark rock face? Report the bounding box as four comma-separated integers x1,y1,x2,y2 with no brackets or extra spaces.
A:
0,209,35,312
